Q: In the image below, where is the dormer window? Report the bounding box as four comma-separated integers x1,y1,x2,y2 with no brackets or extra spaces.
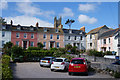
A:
30,25,34,31
44,28,47,32
80,32,82,34
2,25,6,29
55,29,58,33
17,24,21,30
69,30,72,34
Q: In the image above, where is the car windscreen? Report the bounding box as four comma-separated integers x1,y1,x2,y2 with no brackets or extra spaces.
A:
71,59,84,64
54,59,63,62
41,58,50,61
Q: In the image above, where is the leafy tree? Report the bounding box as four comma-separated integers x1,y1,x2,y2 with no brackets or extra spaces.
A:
11,45,24,57
65,44,72,51
65,19,75,29
3,42,13,56
37,42,44,49
0,17,6,24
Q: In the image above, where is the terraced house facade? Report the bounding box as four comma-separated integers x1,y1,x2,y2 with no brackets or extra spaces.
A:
37,17,64,49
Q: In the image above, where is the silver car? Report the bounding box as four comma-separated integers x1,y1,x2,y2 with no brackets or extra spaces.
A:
40,57,55,67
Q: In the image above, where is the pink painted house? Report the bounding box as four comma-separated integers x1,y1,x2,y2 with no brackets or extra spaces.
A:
11,25,37,49
97,28,119,56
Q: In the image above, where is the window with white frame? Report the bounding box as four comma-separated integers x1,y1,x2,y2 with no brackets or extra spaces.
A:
55,29,58,33
2,31,5,37
81,36,83,40
74,36,77,40
2,41,5,46
30,42,34,47
50,34,53,39
2,25,6,29
43,34,46,39
90,34,92,39
44,28,47,32
57,42,59,48
16,33,19,38
24,33,27,38
109,38,110,43
16,41,19,46
104,39,106,44
31,33,34,39
57,35,59,39
68,36,70,40
43,42,46,48
109,47,111,51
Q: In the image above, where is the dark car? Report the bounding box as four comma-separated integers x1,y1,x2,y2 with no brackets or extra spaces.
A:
112,60,120,65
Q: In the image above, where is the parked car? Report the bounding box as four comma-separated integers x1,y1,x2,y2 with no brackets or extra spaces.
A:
68,58,88,76
50,58,69,71
40,57,55,67
112,60,120,65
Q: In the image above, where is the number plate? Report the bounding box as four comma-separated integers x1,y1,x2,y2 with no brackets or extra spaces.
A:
74,66,80,68
42,61,46,63
55,67,59,68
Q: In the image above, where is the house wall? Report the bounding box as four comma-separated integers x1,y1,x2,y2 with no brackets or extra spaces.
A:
0,31,11,49
37,32,64,49
64,33,86,50
11,31,37,48
97,34,118,56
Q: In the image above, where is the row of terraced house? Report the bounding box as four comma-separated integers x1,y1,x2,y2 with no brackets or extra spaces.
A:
0,17,120,56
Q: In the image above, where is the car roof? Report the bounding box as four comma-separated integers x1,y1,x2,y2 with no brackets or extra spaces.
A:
55,57,66,60
72,58,85,60
44,57,54,58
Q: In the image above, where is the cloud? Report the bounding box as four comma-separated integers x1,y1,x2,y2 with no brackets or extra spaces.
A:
16,2,55,18
0,0,8,10
59,7,74,17
5,15,54,27
78,4,95,12
78,14,97,24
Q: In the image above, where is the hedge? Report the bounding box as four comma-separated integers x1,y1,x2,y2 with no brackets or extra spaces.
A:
2,55,13,79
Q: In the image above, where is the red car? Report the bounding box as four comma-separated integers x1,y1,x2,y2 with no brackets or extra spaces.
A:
68,58,88,76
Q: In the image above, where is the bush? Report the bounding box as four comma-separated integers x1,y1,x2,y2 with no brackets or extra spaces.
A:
87,49,104,57
28,47,41,50
114,71,120,78
53,48,66,57
2,55,13,78
60,54,74,61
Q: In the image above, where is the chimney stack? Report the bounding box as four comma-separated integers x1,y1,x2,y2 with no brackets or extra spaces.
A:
80,26,85,32
10,20,13,26
36,22,39,27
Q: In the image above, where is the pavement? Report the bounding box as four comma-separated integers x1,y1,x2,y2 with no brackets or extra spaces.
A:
10,62,114,78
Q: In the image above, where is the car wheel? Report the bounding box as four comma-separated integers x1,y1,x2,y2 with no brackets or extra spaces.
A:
51,69,54,71
64,66,67,72
68,72,72,75
40,65,43,67
85,72,88,76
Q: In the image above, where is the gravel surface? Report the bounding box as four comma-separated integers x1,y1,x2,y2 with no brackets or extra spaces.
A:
11,62,114,78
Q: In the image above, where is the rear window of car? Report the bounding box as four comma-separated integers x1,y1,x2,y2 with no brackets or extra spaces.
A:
71,59,84,64
54,59,63,62
41,58,50,61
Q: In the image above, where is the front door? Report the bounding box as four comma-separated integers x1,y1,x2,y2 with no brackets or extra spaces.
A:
23,41,27,49
50,42,54,48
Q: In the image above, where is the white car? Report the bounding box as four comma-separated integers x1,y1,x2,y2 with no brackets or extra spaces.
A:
50,58,69,71
40,57,55,67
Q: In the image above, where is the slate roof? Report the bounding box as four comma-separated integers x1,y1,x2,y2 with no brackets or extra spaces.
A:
98,28,119,39
86,25,110,35
62,28,86,35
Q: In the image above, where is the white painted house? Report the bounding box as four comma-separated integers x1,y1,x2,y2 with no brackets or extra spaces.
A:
98,28,119,56
0,24,11,51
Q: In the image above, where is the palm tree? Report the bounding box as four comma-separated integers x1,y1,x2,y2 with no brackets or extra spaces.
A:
65,19,75,29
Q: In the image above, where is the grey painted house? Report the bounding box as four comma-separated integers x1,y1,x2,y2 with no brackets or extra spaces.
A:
63,29,86,50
